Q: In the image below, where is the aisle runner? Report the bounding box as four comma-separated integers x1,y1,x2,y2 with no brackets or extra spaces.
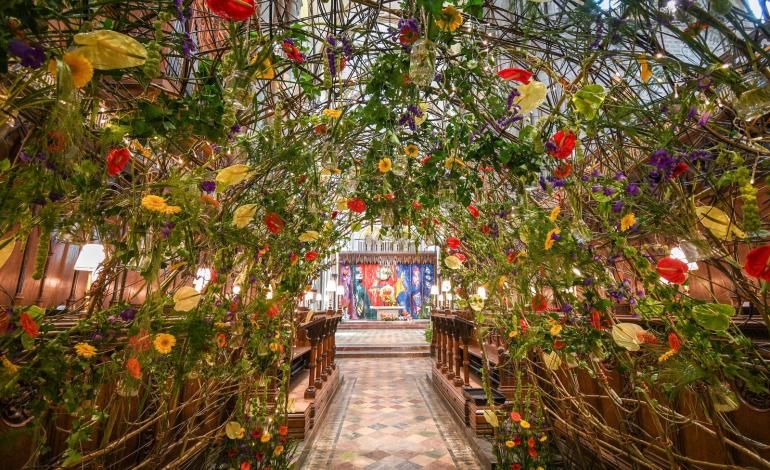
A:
299,358,482,470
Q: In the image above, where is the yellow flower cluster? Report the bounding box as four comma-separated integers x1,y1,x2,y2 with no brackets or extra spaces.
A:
435,5,463,32
658,348,677,363
620,212,637,231
323,108,342,119
544,228,560,250
378,157,392,173
141,195,182,215
154,333,176,354
75,342,97,358
49,52,94,88
2,356,18,375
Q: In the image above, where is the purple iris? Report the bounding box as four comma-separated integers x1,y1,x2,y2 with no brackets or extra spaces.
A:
561,303,573,314
120,307,137,322
602,187,616,196
614,172,626,181
626,182,641,196
611,200,624,213
686,106,698,121
8,40,46,68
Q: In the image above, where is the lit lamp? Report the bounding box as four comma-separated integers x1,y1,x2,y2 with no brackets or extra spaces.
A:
303,291,314,308
430,284,439,307
326,277,338,309
441,280,451,309
266,286,274,299
314,292,323,310
74,243,106,290
335,284,344,312
445,292,454,311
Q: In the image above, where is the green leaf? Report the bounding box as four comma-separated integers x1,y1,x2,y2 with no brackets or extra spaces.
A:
572,84,606,121
691,303,733,331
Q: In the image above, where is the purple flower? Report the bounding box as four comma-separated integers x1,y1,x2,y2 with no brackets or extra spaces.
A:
591,185,602,193
591,169,600,177
697,75,712,91
697,111,711,127
552,179,566,188
551,233,561,241
611,200,624,213
19,150,32,163
8,40,46,69
626,182,641,196
614,172,626,181
686,106,698,121
561,303,573,314
602,187,616,196
160,221,176,239
506,89,520,111
581,175,590,182
544,140,558,153
49,191,64,202
120,307,137,322
200,180,216,193
583,277,594,286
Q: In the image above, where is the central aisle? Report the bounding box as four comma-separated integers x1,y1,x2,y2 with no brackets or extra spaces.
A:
300,357,482,469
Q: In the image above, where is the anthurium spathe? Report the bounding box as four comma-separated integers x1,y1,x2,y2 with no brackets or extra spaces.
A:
497,68,533,83
206,0,255,21
656,257,688,284
447,237,461,249
106,147,131,176
531,293,548,312
445,255,463,270
232,204,258,228
744,245,770,281
347,197,367,213
264,212,285,234
467,204,480,218
547,130,576,160
512,80,547,114
72,30,148,70
216,164,253,188
299,230,320,242
173,286,201,312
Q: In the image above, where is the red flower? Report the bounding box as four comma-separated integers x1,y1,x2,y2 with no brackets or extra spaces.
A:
412,201,422,210
513,435,522,446
531,294,548,312
455,252,467,262
205,0,255,21
281,40,303,63
481,225,492,235
497,68,533,84
668,332,681,351
519,319,528,334
347,197,367,213
467,204,480,218
510,411,522,422
383,192,396,201
304,250,319,261
527,436,536,447
106,147,131,176
19,312,39,338
267,304,280,318
279,425,289,436
528,447,538,458
548,129,577,160
399,27,419,46
672,161,689,178
264,212,285,234
289,253,298,265
313,124,328,135
591,309,606,330
744,245,770,281
240,463,251,470
447,237,461,250
553,339,566,350
512,465,522,470
126,357,141,379
656,257,688,284
331,211,339,219
554,162,572,179
420,155,432,165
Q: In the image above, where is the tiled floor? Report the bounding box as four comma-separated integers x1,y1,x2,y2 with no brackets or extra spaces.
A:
299,358,481,469
335,328,428,346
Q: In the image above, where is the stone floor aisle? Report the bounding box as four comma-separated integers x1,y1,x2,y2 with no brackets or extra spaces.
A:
299,357,482,470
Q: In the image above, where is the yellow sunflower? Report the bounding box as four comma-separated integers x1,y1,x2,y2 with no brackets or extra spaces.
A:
49,52,94,89
74,342,97,358
505,440,516,448
403,144,419,157
153,333,176,354
435,5,464,32
378,157,392,173
620,212,636,231
323,108,342,119
141,195,168,212
274,445,284,456
519,419,531,429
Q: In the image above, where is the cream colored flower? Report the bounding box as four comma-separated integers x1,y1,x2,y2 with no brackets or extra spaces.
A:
173,286,201,312
232,204,258,228
445,255,463,270
225,421,245,439
323,108,342,119
216,164,253,188
299,230,320,242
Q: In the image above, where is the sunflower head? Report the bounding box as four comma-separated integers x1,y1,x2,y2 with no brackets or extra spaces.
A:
404,144,419,157
49,52,94,89
153,333,176,354
378,157,392,173
141,194,169,213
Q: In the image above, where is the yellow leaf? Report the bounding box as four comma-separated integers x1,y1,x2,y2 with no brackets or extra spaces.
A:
216,164,253,188
232,204,258,229
0,236,16,270
445,255,463,270
611,323,645,351
73,30,147,70
694,206,745,240
298,230,320,242
543,351,562,370
639,56,652,83
173,286,201,312
513,80,547,114
483,410,499,428
225,421,245,439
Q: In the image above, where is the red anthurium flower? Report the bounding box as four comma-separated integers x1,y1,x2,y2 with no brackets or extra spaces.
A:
531,294,548,312
266,304,280,318
510,411,522,422
554,162,572,179
520,318,528,333
19,311,39,338
744,245,770,281
347,197,366,213
668,332,681,351
206,0,255,21
548,129,577,160
412,201,422,210
420,155,432,165
281,40,303,63
591,309,605,330
467,204,480,218
447,237,461,249
304,250,319,261
672,161,689,178
264,212,285,234
497,68,533,84
106,147,131,176
656,257,688,284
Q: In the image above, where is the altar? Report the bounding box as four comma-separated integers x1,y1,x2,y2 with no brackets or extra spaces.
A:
371,305,405,320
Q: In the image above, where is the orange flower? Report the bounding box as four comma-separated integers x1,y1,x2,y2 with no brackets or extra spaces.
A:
216,332,227,348
46,130,66,153
126,357,141,379
129,329,151,352
278,424,289,436
19,312,39,338
200,194,220,207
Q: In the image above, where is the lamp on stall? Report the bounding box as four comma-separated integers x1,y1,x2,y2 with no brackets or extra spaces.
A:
74,243,106,290
326,277,338,309
441,280,451,308
445,292,454,311
314,292,323,310
335,284,344,312
232,284,241,295
430,284,439,307
303,291,314,308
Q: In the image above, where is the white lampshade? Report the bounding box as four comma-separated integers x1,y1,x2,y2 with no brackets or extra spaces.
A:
326,278,337,292
303,291,314,301
335,285,345,295
441,280,451,292
74,244,105,272
314,292,323,301
445,293,453,302
477,286,487,300
430,285,439,296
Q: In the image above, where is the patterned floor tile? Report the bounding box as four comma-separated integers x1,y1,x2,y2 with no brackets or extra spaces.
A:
299,355,482,469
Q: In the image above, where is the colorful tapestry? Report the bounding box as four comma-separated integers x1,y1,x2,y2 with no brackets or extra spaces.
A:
340,262,434,320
